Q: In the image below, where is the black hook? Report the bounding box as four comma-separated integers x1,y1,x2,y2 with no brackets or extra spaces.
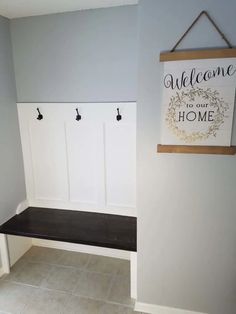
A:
116,108,122,121
37,108,43,120
76,108,82,121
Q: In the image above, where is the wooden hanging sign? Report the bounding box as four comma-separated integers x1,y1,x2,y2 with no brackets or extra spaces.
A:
158,11,236,153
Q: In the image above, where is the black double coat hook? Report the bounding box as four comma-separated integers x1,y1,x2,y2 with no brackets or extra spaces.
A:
76,108,82,121
116,108,122,121
37,108,43,120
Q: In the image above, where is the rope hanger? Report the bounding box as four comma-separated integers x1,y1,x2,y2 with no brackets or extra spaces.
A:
171,10,233,52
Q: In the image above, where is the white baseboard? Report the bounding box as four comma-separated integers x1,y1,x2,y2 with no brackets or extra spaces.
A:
130,252,137,299
135,302,208,314
16,200,29,215
32,238,131,260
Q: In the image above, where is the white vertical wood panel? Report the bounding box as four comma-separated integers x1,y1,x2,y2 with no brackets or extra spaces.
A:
66,122,104,208
29,120,68,201
105,122,136,211
17,103,36,202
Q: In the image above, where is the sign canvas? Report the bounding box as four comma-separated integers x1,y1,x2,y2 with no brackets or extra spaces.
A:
160,58,236,146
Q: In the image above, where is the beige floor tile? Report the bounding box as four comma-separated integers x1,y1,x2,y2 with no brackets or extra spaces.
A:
57,251,90,268
1,258,26,282
4,261,52,286
22,246,63,264
41,265,81,292
23,288,69,314
100,303,141,314
86,255,125,275
0,281,38,313
116,260,130,277
73,270,113,300
0,247,134,313
108,275,133,306
65,295,104,314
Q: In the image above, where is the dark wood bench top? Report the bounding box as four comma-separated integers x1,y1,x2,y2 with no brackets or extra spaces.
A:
0,207,137,252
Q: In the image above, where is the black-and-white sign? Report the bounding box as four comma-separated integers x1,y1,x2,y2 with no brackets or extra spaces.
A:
161,58,236,146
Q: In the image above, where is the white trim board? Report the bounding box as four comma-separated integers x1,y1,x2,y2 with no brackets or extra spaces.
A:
135,302,208,314
8,235,32,266
130,252,137,299
28,200,136,217
32,238,131,260
0,234,10,274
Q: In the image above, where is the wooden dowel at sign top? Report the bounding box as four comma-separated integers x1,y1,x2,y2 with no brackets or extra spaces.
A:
159,48,236,62
157,144,236,155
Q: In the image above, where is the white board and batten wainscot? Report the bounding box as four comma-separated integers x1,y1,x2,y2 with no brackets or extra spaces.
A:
17,102,137,217
1,102,137,298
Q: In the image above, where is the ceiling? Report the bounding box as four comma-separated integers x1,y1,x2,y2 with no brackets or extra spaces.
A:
0,0,138,19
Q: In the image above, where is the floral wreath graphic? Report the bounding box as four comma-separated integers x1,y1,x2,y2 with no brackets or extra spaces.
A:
166,87,229,143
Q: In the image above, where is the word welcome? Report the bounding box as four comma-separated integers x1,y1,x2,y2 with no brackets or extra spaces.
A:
164,64,236,90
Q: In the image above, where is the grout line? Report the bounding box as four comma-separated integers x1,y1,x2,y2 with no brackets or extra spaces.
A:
1,279,42,289
105,262,121,300
84,253,92,269
38,263,55,289
22,259,126,276
68,289,134,309
0,279,135,310
106,273,117,301
20,259,89,271
71,269,114,298
104,300,136,309
70,269,82,295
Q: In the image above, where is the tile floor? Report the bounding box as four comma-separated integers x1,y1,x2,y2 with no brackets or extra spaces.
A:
0,246,143,314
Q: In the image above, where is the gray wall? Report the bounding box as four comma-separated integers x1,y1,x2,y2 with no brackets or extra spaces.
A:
10,6,137,102
137,1,236,313
0,17,26,227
